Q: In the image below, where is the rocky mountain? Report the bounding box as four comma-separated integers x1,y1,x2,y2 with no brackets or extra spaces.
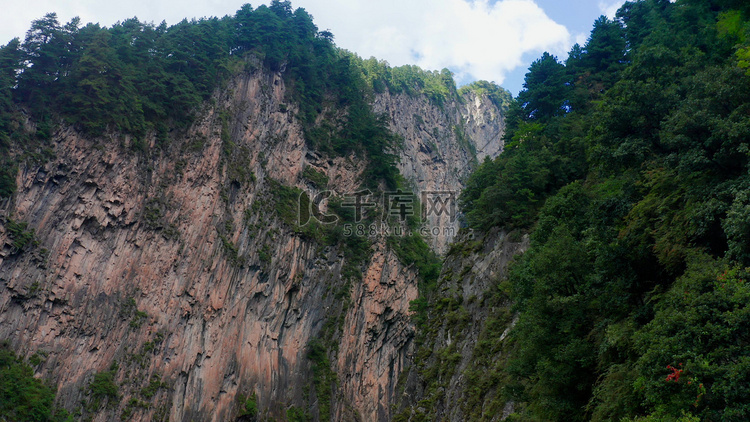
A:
0,64,507,421
393,229,527,421
375,88,505,253
7,1,746,421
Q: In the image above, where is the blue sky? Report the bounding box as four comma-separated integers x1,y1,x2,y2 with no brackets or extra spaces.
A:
500,0,626,94
0,0,626,96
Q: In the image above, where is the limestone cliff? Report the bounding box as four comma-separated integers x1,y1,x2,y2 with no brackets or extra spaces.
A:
394,229,529,421
376,89,505,253
0,67,505,421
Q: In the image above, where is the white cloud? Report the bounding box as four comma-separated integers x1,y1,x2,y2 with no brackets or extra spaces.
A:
304,0,571,85
598,0,626,19
0,0,243,44
0,0,573,86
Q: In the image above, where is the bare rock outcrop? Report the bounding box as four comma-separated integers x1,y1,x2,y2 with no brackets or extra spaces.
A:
0,69,418,422
375,89,505,253
0,69,506,421
394,229,529,422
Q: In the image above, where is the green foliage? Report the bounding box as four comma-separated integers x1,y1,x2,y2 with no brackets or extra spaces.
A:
225,141,256,187
258,244,271,266
87,362,119,411
0,39,21,118
304,80,402,189
453,124,477,164
286,405,309,422
129,310,148,328
388,234,441,288
0,166,16,199
302,166,329,189
566,16,628,97
13,13,226,138
269,179,303,227
120,297,137,316
121,297,149,329
5,219,40,253
64,29,146,136
28,351,45,367
394,231,520,421
515,52,568,122
1,4,453,422
458,80,512,110
140,374,167,400
142,197,179,239
264,180,382,282
460,119,587,230
307,340,335,422
632,262,750,421
219,232,242,266
120,397,149,420
2,3,404,192
324,196,374,282
359,59,459,105
455,1,750,420
724,187,750,264
394,231,442,329
0,343,70,421
237,392,258,417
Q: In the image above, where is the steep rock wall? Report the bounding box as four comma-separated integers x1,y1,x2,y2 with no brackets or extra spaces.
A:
0,67,506,421
375,90,505,253
395,229,529,421
0,69,421,422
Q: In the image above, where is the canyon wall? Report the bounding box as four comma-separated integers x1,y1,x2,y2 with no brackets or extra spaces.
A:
394,229,528,421
0,68,505,421
374,89,505,253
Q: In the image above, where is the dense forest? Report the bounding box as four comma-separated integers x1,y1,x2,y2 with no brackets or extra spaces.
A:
457,0,750,420
0,2,458,420
4,0,750,420
0,0,484,200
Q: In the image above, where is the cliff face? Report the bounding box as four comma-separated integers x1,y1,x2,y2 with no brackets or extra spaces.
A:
0,68,504,421
375,90,505,253
395,230,529,421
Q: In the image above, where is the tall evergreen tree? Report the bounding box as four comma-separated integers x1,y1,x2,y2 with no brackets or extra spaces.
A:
515,52,568,122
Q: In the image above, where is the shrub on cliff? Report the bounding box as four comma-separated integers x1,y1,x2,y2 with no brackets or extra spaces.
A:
0,343,71,421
